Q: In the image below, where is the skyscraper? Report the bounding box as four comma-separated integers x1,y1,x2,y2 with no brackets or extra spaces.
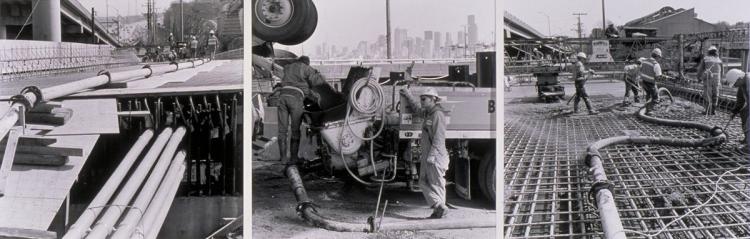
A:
424,31,433,41
434,31,442,58
445,32,453,48
458,31,465,45
394,28,405,58
468,15,478,46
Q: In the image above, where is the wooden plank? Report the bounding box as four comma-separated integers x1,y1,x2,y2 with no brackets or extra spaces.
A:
0,227,56,239
0,136,57,146
0,128,21,196
26,109,73,126
0,145,82,157
10,154,68,166
44,99,119,136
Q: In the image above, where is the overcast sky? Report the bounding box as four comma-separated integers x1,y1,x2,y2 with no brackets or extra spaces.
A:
280,0,496,53
507,0,750,37
78,0,178,18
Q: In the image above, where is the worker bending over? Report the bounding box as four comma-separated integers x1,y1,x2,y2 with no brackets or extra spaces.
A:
727,69,749,152
274,56,321,166
572,52,598,115
622,58,644,105
400,87,450,218
697,46,723,115
639,48,664,116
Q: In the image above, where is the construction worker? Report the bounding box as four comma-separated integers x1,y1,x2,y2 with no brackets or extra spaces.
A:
399,87,450,218
572,52,598,114
640,48,664,116
190,35,199,59
167,32,175,47
622,57,644,105
697,46,723,115
277,56,319,167
207,30,219,60
727,69,748,151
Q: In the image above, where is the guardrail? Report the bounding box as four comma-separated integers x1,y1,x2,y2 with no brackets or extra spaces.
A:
310,58,475,65
0,40,139,81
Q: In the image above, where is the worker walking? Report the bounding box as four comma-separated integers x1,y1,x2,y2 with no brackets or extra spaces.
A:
623,57,644,105
276,56,319,166
190,35,199,59
639,48,664,116
207,30,219,60
697,46,723,115
400,87,450,218
572,52,598,114
727,69,749,152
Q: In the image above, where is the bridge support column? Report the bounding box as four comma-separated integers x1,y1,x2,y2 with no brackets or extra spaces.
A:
32,0,61,42
0,3,5,39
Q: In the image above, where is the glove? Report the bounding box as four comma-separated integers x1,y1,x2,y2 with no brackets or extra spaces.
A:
426,155,436,164
399,88,410,96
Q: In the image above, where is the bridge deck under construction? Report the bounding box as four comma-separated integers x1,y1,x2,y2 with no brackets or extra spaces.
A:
503,81,750,238
0,59,242,232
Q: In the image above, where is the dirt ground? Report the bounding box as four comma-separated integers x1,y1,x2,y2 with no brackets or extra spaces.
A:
251,161,496,239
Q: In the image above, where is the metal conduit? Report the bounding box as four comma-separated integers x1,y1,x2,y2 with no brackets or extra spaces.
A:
144,156,186,239
285,165,495,232
110,127,187,239
84,128,174,239
585,106,728,239
63,130,155,239
0,59,209,141
138,151,186,239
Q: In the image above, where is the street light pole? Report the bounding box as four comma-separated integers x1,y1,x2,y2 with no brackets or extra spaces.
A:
180,0,184,42
538,12,551,37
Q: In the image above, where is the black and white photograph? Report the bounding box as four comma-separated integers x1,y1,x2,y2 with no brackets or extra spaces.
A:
251,0,497,238
0,0,244,238
504,0,749,238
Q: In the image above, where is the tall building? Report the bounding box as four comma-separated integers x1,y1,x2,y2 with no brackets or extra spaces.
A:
434,31,442,58
424,31,433,41
415,37,423,58
458,31,465,45
406,38,414,58
468,15,478,46
424,39,432,58
394,28,405,58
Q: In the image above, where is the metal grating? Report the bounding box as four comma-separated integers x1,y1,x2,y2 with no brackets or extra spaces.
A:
504,93,750,238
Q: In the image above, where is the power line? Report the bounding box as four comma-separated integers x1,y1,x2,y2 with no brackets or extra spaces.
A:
573,12,587,52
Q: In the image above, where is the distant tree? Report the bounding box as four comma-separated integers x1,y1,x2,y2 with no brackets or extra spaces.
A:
163,1,222,43
716,21,731,30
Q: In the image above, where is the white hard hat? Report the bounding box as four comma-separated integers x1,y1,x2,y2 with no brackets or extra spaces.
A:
637,57,646,63
209,30,215,34
651,48,662,57
576,52,587,59
708,45,718,52
726,69,746,87
420,87,441,101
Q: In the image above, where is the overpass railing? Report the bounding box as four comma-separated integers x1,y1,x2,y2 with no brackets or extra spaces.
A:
309,58,475,65
0,40,139,81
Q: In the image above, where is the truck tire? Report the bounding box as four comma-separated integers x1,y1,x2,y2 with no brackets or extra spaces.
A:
252,0,312,42
277,1,317,45
477,150,496,202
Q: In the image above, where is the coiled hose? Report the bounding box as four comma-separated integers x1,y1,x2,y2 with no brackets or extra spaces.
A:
585,89,730,239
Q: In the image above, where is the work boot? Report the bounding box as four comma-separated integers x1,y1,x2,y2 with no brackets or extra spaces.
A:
588,110,599,115
583,98,594,112
429,204,448,219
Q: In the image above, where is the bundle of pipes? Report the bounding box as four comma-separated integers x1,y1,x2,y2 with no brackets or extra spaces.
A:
0,59,209,141
63,127,187,239
585,105,728,239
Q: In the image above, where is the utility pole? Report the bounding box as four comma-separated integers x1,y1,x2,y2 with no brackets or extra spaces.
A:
573,12,587,52
180,0,184,42
91,8,96,44
385,0,392,59
601,0,606,39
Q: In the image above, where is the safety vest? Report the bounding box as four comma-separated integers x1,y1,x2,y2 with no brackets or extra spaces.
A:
700,56,722,81
624,64,639,80
572,61,586,80
639,58,661,83
208,36,218,46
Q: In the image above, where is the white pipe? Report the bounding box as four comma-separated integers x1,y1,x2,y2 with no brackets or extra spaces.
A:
139,151,186,239
110,127,186,239
63,129,155,239
85,128,174,239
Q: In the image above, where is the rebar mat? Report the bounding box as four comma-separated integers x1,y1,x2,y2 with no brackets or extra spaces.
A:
504,94,750,238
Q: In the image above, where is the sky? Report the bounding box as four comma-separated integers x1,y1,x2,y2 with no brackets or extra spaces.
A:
282,0,496,53
78,0,180,19
506,0,750,37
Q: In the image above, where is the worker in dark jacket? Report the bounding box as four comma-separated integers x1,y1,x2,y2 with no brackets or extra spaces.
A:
727,69,748,152
277,56,319,165
640,48,664,116
400,87,450,218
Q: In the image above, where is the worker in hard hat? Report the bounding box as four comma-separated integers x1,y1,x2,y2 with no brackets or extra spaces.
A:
639,48,664,116
207,30,219,60
571,52,598,114
697,46,723,115
190,35,199,59
399,87,450,218
727,69,748,151
622,57,644,105
276,56,321,168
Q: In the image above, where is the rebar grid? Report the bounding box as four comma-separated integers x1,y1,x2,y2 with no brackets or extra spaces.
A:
504,95,750,238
